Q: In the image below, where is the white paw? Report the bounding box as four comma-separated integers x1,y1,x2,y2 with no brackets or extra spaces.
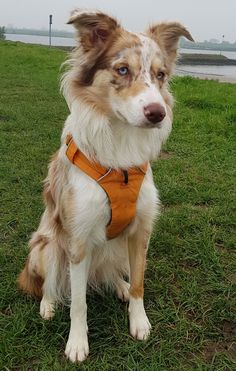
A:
65,332,89,363
129,297,151,340
129,313,151,340
116,280,130,302
40,298,55,320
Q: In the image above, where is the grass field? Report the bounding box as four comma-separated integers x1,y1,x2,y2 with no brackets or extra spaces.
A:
0,41,236,370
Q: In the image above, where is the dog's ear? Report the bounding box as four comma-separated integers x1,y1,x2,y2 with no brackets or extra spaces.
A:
67,9,119,50
147,22,194,66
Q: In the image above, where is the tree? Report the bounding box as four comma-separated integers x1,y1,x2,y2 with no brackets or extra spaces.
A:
0,26,6,40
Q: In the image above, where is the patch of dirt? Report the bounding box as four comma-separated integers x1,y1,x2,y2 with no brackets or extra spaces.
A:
221,320,236,337
179,259,199,269
228,273,236,284
203,322,236,362
215,242,228,254
163,204,183,211
184,309,203,325
203,341,236,362
159,150,174,159
192,202,210,210
1,305,13,316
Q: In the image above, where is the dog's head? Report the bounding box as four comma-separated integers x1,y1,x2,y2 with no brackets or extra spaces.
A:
64,9,193,129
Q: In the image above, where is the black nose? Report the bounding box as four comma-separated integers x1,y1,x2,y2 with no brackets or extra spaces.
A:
144,103,166,124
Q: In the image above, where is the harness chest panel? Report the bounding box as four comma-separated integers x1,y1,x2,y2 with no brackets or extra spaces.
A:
66,136,148,240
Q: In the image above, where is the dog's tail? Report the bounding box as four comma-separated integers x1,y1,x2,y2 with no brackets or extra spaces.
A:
18,258,44,298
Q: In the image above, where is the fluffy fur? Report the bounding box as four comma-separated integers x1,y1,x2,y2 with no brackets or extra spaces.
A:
18,8,193,363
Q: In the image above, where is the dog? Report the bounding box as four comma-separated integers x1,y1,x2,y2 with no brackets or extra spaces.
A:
18,8,193,363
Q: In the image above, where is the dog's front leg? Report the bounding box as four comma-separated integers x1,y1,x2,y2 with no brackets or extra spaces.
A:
65,245,91,363
128,229,151,340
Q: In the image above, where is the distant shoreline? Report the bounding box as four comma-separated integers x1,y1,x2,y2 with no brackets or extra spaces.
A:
5,31,236,51
6,29,75,38
6,29,236,52
178,54,236,66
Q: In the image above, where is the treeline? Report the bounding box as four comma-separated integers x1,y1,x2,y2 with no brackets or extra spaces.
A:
180,39,236,52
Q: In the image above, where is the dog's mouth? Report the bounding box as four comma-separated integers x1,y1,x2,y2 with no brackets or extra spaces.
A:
139,119,164,129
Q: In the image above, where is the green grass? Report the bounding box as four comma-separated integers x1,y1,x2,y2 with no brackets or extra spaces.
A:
0,41,236,370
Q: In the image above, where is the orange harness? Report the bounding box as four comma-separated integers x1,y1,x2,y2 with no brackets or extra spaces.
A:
65,135,148,240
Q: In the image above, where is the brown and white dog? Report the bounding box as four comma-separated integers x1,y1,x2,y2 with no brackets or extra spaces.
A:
18,9,193,362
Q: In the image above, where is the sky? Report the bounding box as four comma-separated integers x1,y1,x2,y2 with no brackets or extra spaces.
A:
0,0,235,42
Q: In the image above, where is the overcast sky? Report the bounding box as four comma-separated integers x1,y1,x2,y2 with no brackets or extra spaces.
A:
1,0,235,42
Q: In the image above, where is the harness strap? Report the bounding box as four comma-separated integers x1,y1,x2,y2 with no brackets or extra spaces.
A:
65,135,148,239
66,134,108,180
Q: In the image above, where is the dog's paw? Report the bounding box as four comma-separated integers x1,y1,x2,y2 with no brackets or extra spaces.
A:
65,333,89,363
40,298,55,320
129,298,151,340
116,280,130,302
129,313,151,340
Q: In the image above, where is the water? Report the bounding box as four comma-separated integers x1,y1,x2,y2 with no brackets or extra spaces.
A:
6,33,76,46
5,34,236,78
176,65,236,78
178,48,236,78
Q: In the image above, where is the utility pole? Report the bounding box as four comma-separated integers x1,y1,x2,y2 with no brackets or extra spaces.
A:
49,14,52,47
220,34,225,55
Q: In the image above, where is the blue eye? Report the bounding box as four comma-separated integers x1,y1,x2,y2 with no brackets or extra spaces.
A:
117,66,129,76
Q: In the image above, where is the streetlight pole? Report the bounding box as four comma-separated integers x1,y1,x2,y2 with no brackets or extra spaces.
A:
49,14,52,47
220,34,224,55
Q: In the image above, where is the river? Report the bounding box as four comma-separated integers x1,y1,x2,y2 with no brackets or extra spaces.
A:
6,33,76,47
5,34,236,79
